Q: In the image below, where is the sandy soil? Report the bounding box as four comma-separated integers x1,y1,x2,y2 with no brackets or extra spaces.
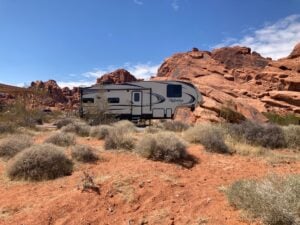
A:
0,132,299,225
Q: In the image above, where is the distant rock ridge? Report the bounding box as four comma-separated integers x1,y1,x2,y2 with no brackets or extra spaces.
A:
1,43,299,122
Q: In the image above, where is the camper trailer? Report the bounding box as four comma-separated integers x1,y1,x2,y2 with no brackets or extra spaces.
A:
79,80,203,120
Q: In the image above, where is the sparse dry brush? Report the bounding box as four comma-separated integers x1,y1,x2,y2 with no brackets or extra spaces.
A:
0,135,33,159
90,125,112,140
71,145,99,163
228,121,286,149
62,122,91,137
184,123,230,154
160,120,190,132
0,123,16,134
112,120,136,132
283,125,300,150
104,127,135,150
55,118,73,129
226,175,300,225
6,144,73,181
44,132,76,147
135,132,196,167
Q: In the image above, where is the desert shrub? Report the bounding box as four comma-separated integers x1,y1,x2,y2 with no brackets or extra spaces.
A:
104,127,135,150
0,135,33,159
44,132,75,147
112,120,136,132
71,145,99,163
6,144,73,181
229,121,286,149
219,107,246,123
0,123,16,134
55,118,73,129
184,124,230,154
160,120,190,132
144,126,161,133
135,132,195,167
226,175,300,225
62,122,91,137
283,125,300,150
263,112,300,126
89,125,113,140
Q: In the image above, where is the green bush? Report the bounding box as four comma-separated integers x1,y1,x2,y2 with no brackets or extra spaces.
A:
160,120,190,132
44,132,75,147
229,121,286,149
0,135,33,159
263,112,300,126
62,122,91,137
219,107,246,123
135,132,195,167
71,145,99,162
184,124,230,154
6,144,73,181
89,125,113,140
283,125,300,150
226,175,300,225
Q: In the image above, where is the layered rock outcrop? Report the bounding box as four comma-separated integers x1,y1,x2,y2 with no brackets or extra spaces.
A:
154,43,300,122
96,69,137,84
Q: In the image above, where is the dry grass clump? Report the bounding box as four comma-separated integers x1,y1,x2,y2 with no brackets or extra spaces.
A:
71,145,99,163
89,125,113,140
55,118,73,129
135,132,195,167
160,120,190,132
6,144,73,181
0,123,16,134
226,174,300,225
144,126,161,133
104,127,135,150
112,120,136,132
62,122,91,137
283,125,300,150
228,121,286,149
184,124,230,154
44,132,75,147
0,135,33,159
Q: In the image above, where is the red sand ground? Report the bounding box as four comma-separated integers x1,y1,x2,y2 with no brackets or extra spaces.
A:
0,133,299,225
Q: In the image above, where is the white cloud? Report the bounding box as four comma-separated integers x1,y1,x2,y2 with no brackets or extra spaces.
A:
214,14,300,59
57,81,95,88
171,0,179,11
133,0,143,5
126,63,160,80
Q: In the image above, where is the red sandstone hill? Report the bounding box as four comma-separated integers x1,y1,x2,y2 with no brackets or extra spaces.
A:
1,43,299,122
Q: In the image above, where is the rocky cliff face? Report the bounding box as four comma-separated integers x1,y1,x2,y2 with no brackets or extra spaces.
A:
154,44,300,123
96,69,137,84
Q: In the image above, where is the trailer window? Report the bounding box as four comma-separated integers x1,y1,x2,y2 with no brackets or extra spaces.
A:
82,98,94,103
107,97,120,103
133,93,140,102
167,84,182,97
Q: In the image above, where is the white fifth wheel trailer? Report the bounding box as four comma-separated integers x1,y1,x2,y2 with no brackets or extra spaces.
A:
79,80,203,120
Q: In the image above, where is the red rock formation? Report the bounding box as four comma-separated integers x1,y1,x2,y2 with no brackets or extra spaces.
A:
96,69,137,84
288,42,300,59
155,44,300,123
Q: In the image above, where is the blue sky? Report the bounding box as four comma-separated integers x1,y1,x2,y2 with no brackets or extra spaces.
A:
0,0,299,87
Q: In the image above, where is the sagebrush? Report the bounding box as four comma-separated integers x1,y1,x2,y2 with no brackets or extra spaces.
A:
283,125,300,150
90,125,112,140
0,135,33,159
7,144,73,181
44,132,76,147
71,145,99,162
135,132,195,167
184,124,230,154
226,174,300,225
62,122,91,137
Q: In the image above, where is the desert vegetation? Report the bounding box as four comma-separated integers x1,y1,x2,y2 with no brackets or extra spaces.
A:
0,135,33,159
184,123,230,154
44,132,76,147
71,145,99,163
226,175,300,225
6,144,73,181
135,131,195,167
62,122,91,137
89,125,113,140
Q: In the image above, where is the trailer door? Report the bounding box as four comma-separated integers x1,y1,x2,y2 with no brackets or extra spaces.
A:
131,91,142,116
